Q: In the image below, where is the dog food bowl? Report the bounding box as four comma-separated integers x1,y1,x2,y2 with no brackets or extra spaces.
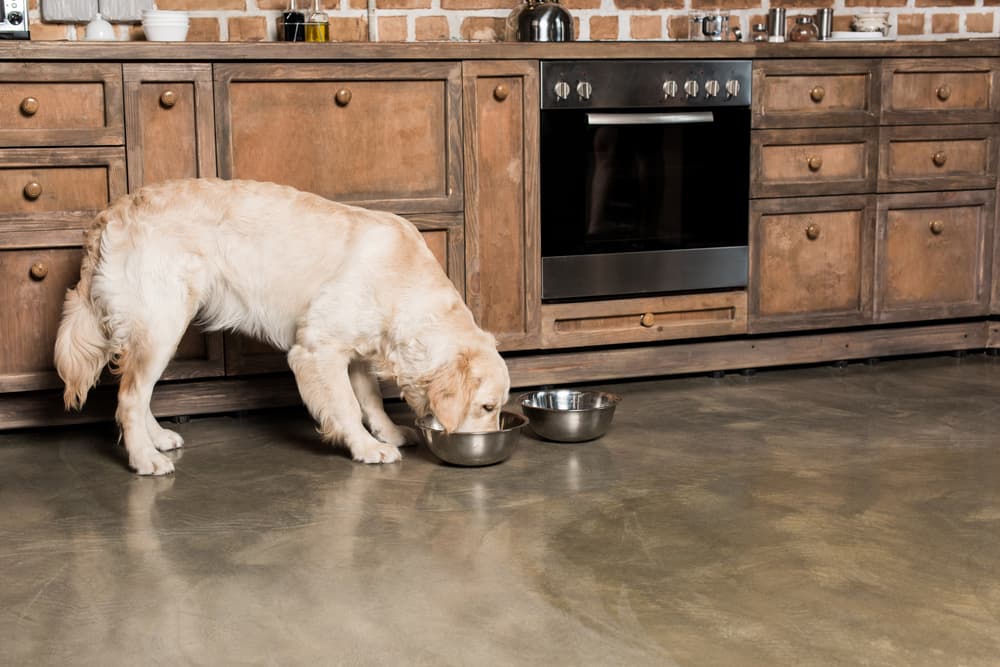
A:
519,389,621,442
416,411,527,466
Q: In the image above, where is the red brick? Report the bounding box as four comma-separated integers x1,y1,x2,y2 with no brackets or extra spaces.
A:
666,14,688,39
590,15,619,39
916,0,974,5
616,0,682,9
379,16,408,41
630,15,663,39
896,13,925,34
563,0,602,9
380,0,433,8
228,16,267,41
415,16,450,41
844,0,906,6
966,12,995,32
187,17,221,42
442,0,518,8
29,21,71,41
932,12,960,31
330,17,369,41
691,0,757,8
157,0,246,9
461,17,504,41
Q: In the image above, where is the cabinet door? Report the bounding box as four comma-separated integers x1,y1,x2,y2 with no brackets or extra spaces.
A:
214,62,462,215
875,191,993,322
878,124,998,193
750,195,876,333
123,64,217,189
751,127,877,198
881,58,1000,125
752,60,879,129
462,61,541,351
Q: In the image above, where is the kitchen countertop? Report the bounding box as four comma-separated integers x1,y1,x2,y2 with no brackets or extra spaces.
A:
1,38,998,62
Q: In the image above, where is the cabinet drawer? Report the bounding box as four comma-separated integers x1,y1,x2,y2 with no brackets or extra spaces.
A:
215,62,463,214
753,60,879,129
0,148,127,248
875,191,993,322
750,196,875,333
878,125,998,193
752,127,877,197
0,63,124,147
881,59,999,125
541,292,746,349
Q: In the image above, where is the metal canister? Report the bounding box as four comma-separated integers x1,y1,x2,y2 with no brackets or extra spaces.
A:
767,7,786,42
815,8,834,40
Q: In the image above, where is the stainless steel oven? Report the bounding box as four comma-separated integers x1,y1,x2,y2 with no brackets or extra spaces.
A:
540,60,752,301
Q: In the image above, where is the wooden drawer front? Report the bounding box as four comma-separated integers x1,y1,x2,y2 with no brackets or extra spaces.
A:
750,196,875,333
876,191,993,321
0,247,83,392
752,127,876,198
882,59,998,125
216,63,462,214
541,292,746,349
878,125,998,193
0,148,127,248
0,63,124,147
753,60,878,129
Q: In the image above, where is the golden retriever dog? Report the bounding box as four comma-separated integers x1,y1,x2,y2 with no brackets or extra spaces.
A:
54,178,510,475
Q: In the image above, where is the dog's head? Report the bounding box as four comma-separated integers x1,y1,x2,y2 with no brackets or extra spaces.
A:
426,345,510,433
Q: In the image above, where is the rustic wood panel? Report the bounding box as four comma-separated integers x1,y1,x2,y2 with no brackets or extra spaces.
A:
752,59,880,129
881,58,999,125
877,124,998,193
751,126,877,198
462,60,541,352
214,62,463,215
0,62,124,147
875,190,994,322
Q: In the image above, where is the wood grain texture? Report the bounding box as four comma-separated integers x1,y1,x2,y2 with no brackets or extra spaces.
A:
752,59,880,129
881,58,999,125
878,124,999,193
751,127,877,198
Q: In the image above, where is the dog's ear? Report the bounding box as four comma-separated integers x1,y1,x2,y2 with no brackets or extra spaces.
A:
428,352,474,433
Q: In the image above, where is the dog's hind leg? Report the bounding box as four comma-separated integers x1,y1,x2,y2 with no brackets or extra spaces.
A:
349,360,417,447
288,343,402,464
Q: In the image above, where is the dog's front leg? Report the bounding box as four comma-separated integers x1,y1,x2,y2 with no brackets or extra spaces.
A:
288,344,402,464
349,360,418,447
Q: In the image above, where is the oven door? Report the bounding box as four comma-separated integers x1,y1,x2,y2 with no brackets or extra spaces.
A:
540,106,750,301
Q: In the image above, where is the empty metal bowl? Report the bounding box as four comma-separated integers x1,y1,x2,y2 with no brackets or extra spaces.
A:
416,411,528,466
519,389,621,442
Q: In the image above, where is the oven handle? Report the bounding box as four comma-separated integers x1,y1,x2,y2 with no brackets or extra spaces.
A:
586,111,715,126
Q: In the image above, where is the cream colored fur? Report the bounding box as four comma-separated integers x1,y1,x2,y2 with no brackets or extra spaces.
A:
54,178,510,475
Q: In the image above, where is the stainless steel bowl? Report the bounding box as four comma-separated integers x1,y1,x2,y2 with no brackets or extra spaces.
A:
416,411,528,466
519,389,621,442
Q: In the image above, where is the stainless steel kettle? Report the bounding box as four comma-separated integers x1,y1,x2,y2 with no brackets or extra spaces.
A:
506,0,574,42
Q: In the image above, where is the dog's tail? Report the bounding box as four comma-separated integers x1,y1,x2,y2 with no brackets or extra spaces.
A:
54,220,113,411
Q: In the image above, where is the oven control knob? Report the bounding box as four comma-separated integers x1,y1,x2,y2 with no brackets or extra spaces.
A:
684,80,699,98
725,79,742,99
662,80,679,99
576,81,593,101
705,80,721,98
553,81,571,101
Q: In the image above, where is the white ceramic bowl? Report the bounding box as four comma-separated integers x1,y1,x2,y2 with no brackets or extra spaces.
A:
143,22,189,41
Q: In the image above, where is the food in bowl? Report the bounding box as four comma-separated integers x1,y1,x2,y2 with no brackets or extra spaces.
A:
416,411,527,466
519,389,621,443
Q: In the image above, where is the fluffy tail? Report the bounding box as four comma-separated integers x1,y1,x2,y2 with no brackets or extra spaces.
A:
54,286,111,411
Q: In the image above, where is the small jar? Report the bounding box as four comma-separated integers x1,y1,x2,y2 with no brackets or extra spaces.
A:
789,15,819,42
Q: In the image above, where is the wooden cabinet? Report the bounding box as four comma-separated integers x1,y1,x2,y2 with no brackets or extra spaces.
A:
881,58,999,125
462,61,541,351
751,127,877,198
752,60,880,129
878,124,998,193
750,196,875,333
875,191,993,322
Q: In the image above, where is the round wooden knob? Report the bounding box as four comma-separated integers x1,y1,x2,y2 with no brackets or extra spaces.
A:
806,224,821,240
20,97,39,116
932,151,947,167
936,84,951,102
639,312,656,328
29,262,48,280
159,90,177,108
335,88,352,106
493,84,509,102
23,181,42,200
810,86,825,103
929,220,944,235
807,155,823,172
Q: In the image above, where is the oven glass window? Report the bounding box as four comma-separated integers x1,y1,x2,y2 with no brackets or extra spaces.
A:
541,107,750,257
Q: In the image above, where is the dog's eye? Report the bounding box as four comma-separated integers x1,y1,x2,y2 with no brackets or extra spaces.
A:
483,403,497,413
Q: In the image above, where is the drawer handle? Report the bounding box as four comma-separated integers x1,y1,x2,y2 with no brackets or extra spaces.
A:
929,220,944,235
493,84,510,102
159,90,178,108
932,151,947,167
20,96,39,116
29,262,48,281
23,181,42,200
809,85,825,103
639,312,656,328
936,84,951,102
335,88,352,106
806,224,821,240
807,155,823,172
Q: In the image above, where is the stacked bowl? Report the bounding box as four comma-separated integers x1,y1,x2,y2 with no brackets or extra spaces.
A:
142,9,190,41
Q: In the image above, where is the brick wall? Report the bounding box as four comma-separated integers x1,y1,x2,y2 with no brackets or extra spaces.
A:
24,0,1000,41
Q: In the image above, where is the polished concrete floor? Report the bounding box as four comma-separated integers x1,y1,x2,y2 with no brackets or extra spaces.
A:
3,354,1000,666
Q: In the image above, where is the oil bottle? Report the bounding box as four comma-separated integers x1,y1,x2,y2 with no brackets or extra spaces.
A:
278,0,304,41
304,0,329,42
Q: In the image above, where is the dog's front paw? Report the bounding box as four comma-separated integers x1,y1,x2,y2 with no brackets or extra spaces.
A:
353,443,402,464
152,428,184,452
131,449,176,476
372,423,419,448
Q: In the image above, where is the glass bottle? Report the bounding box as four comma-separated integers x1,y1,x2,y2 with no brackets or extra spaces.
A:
789,15,818,42
279,0,305,42
304,0,329,42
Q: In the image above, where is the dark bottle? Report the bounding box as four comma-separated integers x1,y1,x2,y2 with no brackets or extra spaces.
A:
279,0,305,41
